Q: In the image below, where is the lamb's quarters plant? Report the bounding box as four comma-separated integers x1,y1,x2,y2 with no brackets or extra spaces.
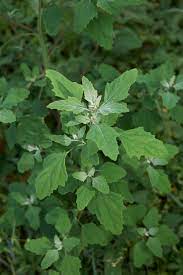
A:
3,68,174,272
0,0,183,274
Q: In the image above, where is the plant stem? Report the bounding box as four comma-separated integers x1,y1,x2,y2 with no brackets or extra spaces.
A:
38,0,48,70
92,250,97,275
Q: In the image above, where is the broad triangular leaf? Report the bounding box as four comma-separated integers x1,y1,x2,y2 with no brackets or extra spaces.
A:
87,124,119,161
46,69,83,99
104,69,138,103
120,127,168,160
0,109,16,123
41,249,59,270
92,176,109,194
35,152,68,199
59,255,81,275
45,207,71,234
76,185,95,210
25,237,52,255
88,192,124,234
146,237,162,258
86,13,114,50
147,166,171,194
74,0,97,33
47,97,87,114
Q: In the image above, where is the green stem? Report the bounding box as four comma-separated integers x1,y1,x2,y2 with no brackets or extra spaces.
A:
92,250,97,275
38,0,48,70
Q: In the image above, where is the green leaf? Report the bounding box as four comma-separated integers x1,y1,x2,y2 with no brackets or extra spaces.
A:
104,69,138,103
87,124,119,161
76,185,95,210
92,176,109,194
161,92,180,110
151,143,179,166
47,97,87,114
0,109,16,123
99,101,129,115
120,127,168,160
45,207,71,234
147,166,171,194
25,237,52,255
157,225,178,246
98,63,120,81
82,76,98,104
59,255,81,275
63,237,80,252
48,134,72,146
41,249,59,270
143,207,160,229
74,0,97,33
146,237,163,258
133,240,153,268
17,152,34,173
114,27,142,54
35,152,68,200
100,162,126,183
16,116,51,148
43,4,62,36
88,192,124,234
124,204,146,226
2,88,29,108
97,0,145,14
86,13,114,50
110,180,134,203
46,69,83,99
25,206,41,230
81,223,110,246
72,171,88,182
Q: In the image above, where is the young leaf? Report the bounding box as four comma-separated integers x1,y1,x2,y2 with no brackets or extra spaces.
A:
104,69,138,103
87,124,119,161
147,166,171,194
74,0,97,33
35,152,68,200
46,70,83,99
86,13,114,50
76,185,95,210
72,171,88,182
99,102,129,115
59,255,81,275
120,127,168,160
146,237,163,258
47,97,87,114
25,237,52,255
82,76,98,104
0,109,16,123
41,249,59,270
92,175,109,194
88,192,124,234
